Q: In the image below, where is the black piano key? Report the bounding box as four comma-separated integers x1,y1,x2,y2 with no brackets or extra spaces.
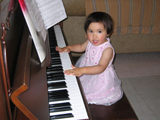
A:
47,66,63,72
51,52,59,56
51,56,60,60
50,50,59,53
49,41,57,48
50,45,57,49
50,113,74,120
49,102,71,109
48,90,68,96
51,51,59,54
49,106,72,113
50,47,58,52
47,72,64,76
47,70,64,74
50,64,63,68
47,73,65,79
51,59,62,65
47,81,67,89
48,90,69,101
47,70,63,74
47,65,63,69
50,54,59,58
48,96,69,102
51,58,61,62
48,28,57,47
47,72,64,77
48,94,69,98
48,92,69,101
47,77,65,81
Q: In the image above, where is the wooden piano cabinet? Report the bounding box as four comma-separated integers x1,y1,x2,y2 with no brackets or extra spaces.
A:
13,107,29,120
10,25,38,120
0,42,12,120
11,24,51,120
0,17,13,120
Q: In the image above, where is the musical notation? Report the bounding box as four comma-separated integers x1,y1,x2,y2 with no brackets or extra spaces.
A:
18,0,67,63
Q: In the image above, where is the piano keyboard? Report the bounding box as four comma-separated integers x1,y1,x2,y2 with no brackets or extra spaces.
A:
47,25,89,120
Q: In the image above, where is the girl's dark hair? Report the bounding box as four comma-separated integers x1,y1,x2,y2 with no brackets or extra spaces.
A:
84,12,114,36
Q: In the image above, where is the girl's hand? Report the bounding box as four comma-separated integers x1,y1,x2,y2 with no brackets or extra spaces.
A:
64,65,84,77
56,46,70,53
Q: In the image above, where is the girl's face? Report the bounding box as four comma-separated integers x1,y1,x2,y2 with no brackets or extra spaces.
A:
87,22,109,46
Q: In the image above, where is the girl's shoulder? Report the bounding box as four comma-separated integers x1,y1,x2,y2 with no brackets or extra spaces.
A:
103,47,113,54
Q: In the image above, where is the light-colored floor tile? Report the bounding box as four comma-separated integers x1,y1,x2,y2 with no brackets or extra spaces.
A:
121,78,138,94
129,74,160,118
141,93,160,120
152,75,160,81
114,52,160,78
138,115,158,120
125,92,154,117
127,76,160,94
121,76,160,120
113,53,160,120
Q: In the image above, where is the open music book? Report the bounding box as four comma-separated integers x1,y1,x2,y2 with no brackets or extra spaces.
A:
18,0,67,63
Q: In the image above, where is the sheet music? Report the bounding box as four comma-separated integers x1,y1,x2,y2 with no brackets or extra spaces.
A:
18,0,67,63
24,0,66,32
19,0,46,63
24,0,47,41
34,0,67,29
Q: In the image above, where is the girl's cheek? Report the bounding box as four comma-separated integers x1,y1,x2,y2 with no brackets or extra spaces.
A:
99,35,106,41
87,35,92,40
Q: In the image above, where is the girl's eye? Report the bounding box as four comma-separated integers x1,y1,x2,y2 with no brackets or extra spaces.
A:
89,30,93,33
98,31,102,33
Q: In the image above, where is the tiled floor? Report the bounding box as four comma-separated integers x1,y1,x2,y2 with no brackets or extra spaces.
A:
114,52,160,120
121,75,160,120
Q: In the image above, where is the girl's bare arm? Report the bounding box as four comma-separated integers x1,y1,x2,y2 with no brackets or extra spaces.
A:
65,47,113,77
56,40,88,53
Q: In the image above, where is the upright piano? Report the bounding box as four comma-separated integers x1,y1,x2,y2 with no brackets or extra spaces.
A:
0,1,139,120
0,1,91,120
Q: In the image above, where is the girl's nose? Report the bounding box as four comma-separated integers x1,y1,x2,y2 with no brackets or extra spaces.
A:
93,33,97,38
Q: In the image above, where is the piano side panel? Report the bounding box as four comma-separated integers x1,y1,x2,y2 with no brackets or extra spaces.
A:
13,107,29,120
5,3,26,87
0,1,26,119
0,30,9,120
16,41,50,120
11,24,38,120
12,25,51,120
0,61,11,120
11,21,51,120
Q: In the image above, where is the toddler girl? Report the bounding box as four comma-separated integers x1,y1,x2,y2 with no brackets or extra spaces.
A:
56,12,123,106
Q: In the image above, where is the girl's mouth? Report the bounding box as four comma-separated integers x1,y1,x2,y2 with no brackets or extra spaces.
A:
93,40,98,44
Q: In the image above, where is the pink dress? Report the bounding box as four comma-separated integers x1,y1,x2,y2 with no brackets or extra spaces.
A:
75,38,123,106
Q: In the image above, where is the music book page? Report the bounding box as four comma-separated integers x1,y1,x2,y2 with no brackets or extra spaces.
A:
24,0,47,41
19,0,46,63
18,0,67,63
34,0,67,29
